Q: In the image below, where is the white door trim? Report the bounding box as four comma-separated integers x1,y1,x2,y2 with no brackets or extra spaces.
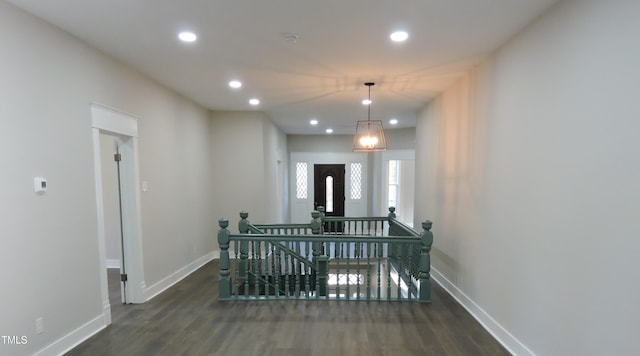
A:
289,152,368,223
91,103,146,314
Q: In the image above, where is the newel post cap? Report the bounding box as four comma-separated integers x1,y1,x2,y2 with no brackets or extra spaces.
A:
219,218,229,229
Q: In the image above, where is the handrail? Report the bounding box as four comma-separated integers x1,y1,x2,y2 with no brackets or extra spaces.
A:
388,217,420,237
238,213,315,270
229,234,419,244
323,216,390,222
254,223,312,229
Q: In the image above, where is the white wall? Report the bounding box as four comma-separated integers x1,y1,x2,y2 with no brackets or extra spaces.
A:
398,159,415,226
263,119,288,223
415,1,640,355
0,2,215,355
210,111,287,226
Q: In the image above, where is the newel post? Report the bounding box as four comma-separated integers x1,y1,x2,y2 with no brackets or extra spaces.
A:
388,206,397,240
311,210,328,296
419,220,434,303
387,207,398,257
388,206,396,219
310,210,322,235
218,218,231,300
238,211,250,278
316,206,325,221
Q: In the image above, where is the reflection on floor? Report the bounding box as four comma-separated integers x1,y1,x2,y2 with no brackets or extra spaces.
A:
326,259,410,300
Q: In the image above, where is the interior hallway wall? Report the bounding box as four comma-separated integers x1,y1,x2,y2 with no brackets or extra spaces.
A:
0,2,215,355
210,111,288,226
415,1,640,355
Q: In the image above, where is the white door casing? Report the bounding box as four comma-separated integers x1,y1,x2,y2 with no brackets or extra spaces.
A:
91,103,146,323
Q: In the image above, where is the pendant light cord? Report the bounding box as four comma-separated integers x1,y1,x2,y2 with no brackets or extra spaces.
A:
366,82,374,130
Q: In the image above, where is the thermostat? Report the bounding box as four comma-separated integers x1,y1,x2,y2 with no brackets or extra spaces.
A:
34,177,47,193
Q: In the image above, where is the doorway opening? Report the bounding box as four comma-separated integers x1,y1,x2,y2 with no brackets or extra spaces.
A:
383,159,415,227
91,104,146,326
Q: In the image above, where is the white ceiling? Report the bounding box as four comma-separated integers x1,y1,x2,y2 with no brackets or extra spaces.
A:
8,0,558,134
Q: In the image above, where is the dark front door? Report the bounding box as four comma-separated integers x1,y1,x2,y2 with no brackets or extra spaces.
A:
314,164,345,232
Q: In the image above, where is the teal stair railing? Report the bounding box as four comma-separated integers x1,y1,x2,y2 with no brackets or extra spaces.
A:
217,208,433,303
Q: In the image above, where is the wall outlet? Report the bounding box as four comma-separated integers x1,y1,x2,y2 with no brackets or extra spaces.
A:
36,317,44,334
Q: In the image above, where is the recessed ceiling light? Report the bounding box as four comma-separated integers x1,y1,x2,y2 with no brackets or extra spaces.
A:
326,128,333,134
229,80,242,89
178,32,197,42
362,99,372,105
249,98,260,106
390,31,408,42
310,119,318,125
389,118,398,125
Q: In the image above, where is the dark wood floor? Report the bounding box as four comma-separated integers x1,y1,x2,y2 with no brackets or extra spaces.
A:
66,260,509,355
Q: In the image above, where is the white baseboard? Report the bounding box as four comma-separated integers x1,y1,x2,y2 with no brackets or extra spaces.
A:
431,267,535,356
145,251,216,301
106,259,120,269
33,252,219,355
33,314,106,356
102,300,112,326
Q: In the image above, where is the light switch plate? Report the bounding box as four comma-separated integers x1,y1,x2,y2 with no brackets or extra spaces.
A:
34,177,47,193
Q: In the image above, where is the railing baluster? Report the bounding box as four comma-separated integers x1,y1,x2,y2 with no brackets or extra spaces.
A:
366,242,372,301
244,241,250,298
376,242,381,301
406,243,412,301
335,241,341,299
268,242,274,298
284,241,290,298
387,243,392,300
255,241,260,299
356,241,361,301
315,255,321,300
231,241,239,298
275,243,281,298
396,242,402,299
305,239,310,298
346,241,351,300
294,241,301,298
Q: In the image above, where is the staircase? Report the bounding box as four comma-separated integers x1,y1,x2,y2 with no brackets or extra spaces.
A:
217,208,433,302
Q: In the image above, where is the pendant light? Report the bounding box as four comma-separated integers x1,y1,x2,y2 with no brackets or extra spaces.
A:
353,82,387,152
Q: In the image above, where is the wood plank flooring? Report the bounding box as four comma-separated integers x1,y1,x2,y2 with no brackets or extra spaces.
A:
66,260,509,355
